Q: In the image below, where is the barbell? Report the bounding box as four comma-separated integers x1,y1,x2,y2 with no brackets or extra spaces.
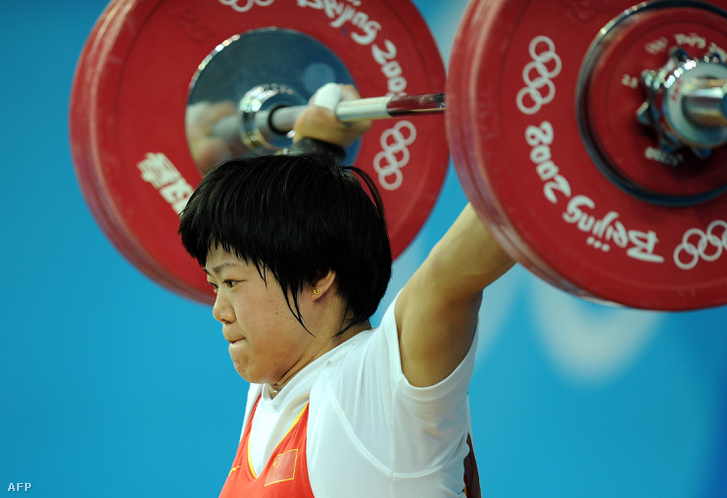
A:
69,0,727,310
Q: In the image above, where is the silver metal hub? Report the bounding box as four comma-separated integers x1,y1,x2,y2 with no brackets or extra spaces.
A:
637,47,727,159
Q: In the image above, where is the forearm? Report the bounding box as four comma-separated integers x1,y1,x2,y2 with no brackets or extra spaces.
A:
396,203,515,387
426,203,515,302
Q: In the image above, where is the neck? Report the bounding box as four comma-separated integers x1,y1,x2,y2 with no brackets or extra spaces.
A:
268,320,371,398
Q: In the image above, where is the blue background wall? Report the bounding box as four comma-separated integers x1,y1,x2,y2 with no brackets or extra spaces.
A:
2,1,726,496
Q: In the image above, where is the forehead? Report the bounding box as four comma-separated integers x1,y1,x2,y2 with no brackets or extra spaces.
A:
204,246,247,275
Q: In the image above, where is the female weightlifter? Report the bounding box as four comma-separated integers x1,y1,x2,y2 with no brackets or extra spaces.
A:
178,84,515,497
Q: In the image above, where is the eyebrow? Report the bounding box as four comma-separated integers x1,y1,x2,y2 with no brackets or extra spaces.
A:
204,261,244,276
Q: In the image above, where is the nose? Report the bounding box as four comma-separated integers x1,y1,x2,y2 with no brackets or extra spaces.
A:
212,293,234,324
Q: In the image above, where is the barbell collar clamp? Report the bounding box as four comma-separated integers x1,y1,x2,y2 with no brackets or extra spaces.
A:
637,48,727,157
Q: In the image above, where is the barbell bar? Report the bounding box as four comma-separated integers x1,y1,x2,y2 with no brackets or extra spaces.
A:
219,57,727,160
211,92,446,157
268,92,447,129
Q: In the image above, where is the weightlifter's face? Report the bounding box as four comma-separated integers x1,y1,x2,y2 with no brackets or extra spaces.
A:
204,246,316,384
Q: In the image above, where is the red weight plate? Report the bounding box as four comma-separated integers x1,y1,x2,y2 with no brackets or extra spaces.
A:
448,0,727,310
70,0,448,305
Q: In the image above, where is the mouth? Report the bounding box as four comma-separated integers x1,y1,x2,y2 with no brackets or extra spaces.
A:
223,333,245,344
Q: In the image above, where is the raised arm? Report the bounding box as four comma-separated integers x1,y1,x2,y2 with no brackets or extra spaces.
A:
293,84,515,387
395,204,515,387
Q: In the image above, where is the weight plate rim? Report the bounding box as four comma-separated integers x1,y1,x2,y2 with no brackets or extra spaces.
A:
69,0,220,302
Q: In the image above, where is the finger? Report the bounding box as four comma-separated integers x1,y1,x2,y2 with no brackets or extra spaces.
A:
206,101,238,122
294,84,371,147
189,136,232,173
308,82,342,111
338,84,361,102
293,106,371,147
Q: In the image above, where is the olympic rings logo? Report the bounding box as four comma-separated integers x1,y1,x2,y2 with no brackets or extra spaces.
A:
373,121,417,191
218,0,274,12
516,36,562,115
673,220,727,270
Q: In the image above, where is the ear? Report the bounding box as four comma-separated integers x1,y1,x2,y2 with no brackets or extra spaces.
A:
310,270,336,301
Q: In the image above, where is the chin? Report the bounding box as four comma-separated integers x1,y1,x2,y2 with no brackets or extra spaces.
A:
235,366,262,385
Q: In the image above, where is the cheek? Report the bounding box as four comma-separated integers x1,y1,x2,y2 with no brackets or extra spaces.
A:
228,338,277,383
230,312,291,364
229,287,310,367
